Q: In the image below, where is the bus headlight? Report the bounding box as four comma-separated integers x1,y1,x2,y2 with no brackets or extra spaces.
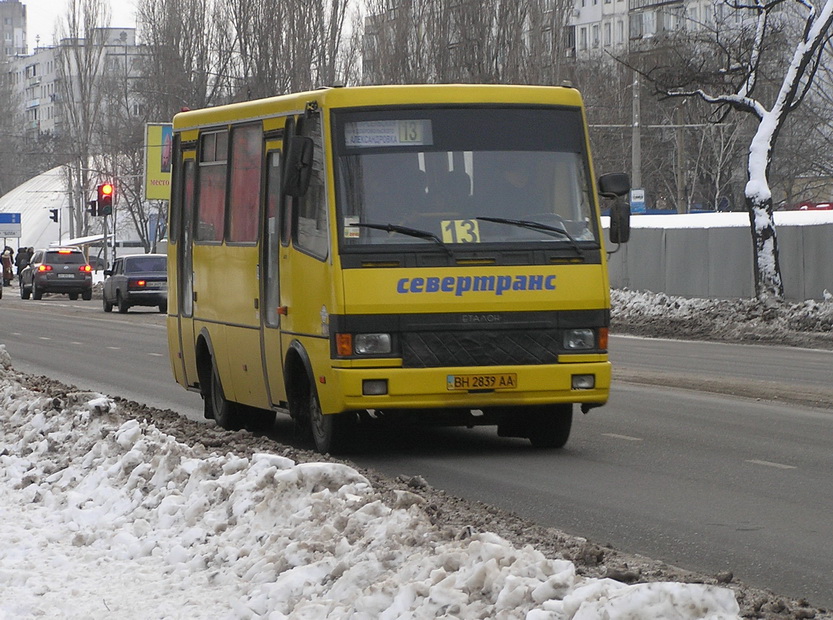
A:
354,333,392,355
563,328,595,350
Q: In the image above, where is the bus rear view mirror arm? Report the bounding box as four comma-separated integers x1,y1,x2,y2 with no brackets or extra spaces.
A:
284,136,314,197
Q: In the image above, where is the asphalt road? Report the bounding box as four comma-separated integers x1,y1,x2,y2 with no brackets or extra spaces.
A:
2,290,832,607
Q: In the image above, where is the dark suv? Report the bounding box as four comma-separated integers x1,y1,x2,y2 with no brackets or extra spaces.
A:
20,248,93,301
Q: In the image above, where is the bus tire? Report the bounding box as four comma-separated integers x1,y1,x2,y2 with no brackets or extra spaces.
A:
527,404,573,449
308,385,352,454
209,360,244,431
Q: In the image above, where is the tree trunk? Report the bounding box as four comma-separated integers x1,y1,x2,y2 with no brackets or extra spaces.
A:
746,195,784,301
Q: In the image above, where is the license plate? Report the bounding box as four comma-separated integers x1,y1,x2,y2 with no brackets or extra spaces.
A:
145,281,165,288
447,373,517,391
57,274,75,279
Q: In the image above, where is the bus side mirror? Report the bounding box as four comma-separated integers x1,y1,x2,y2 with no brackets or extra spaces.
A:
283,136,314,197
609,198,631,244
598,173,631,244
598,172,630,198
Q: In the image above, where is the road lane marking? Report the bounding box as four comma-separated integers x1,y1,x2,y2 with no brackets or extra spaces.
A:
107,346,121,350
602,433,643,442
39,337,51,340
148,353,164,357
745,459,796,470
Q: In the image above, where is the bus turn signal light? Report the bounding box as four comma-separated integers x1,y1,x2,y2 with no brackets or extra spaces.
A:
336,334,352,356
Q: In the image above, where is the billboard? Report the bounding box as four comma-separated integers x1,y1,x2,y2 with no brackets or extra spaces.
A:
144,123,173,201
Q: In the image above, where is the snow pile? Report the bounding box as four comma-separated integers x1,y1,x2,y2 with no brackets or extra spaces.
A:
611,288,833,346
0,354,741,619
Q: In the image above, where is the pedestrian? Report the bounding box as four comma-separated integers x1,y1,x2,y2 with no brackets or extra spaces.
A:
15,247,30,286
2,247,14,287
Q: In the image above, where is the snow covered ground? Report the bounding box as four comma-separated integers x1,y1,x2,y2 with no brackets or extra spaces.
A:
0,343,744,619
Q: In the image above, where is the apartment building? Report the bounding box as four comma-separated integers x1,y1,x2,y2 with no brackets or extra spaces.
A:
0,0,26,59
8,27,143,141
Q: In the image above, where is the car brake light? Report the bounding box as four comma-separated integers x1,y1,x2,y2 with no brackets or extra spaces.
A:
58,249,72,254
38,265,52,272
80,264,92,273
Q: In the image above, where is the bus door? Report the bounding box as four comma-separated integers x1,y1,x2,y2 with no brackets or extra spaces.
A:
177,157,199,386
261,149,286,405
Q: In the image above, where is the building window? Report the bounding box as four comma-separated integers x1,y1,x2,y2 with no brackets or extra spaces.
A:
604,22,611,46
579,27,587,50
630,13,642,38
644,11,656,36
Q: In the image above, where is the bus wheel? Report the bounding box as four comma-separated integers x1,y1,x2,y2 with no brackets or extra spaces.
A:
308,386,352,454
209,360,244,431
527,404,573,449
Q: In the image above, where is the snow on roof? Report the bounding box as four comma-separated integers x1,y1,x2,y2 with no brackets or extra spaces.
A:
0,165,67,249
55,234,106,247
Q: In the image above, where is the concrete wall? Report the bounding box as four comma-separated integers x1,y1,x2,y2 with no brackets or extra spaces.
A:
605,213,833,301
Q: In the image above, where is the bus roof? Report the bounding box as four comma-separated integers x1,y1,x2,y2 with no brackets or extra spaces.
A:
172,84,585,133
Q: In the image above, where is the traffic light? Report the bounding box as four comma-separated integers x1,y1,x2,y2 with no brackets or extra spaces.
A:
97,183,114,216
49,208,58,222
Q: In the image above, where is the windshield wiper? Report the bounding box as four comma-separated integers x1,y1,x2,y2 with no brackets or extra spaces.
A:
476,216,584,257
352,222,453,256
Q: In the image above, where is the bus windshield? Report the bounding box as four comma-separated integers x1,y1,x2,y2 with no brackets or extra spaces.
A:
333,107,598,251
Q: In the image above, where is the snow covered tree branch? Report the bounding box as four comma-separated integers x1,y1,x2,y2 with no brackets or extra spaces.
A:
633,0,833,300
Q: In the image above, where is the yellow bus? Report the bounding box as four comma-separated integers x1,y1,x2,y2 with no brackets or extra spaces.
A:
167,84,630,453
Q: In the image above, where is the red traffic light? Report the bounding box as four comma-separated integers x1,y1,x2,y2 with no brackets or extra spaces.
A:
97,182,114,215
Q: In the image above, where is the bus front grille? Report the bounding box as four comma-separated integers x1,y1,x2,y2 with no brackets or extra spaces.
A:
402,329,560,368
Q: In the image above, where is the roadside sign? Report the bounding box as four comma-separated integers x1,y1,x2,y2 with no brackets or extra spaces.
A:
0,212,21,237
630,188,646,214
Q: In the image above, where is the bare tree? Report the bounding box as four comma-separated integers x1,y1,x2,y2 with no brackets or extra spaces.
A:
56,0,111,240
139,0,353,108
229,0,352,97
642,0,833,300
136,0,235,118
362,0,573,85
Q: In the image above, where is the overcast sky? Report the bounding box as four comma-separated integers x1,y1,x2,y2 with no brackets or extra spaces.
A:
24,0,137,51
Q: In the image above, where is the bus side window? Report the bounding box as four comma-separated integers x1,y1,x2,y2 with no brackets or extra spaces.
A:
196,130,228,242
294,116,328,259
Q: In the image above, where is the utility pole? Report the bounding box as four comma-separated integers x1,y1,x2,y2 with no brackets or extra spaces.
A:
676,104,686,213
631,73,641,190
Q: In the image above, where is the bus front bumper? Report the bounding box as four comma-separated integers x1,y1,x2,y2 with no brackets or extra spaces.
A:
327,361,611,413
